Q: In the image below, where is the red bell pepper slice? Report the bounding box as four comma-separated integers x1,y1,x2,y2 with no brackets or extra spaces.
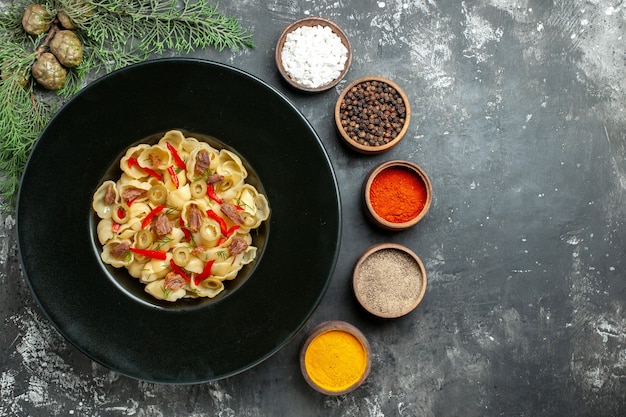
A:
179,218,192,241
127,157,162,181
206,184,223,204
166,142,186,170
168,165,179,189
130,247,167,260
193,259,215,286
112,222,121,233
216,225,239,246
141,205,165,229
206,209,228,235
169,259,191,282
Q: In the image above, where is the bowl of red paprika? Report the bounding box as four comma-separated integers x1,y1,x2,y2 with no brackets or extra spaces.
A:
363,160,432,231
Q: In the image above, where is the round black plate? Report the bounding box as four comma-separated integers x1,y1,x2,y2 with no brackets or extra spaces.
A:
16,59,341,383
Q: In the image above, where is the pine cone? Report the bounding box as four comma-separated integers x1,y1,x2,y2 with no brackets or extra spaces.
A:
57,11,77,30
1,62,29,87
22,4,51,36
31,52,67,90
57,1,96,29
50,30,83,68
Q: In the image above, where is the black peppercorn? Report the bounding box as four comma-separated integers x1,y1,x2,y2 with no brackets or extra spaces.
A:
338,80,407,147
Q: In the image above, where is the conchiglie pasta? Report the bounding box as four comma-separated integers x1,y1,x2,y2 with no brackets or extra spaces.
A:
120,144,150,178
140,256,172,283
218,149,247,177
145,280,187,302
138,144,171,171
92,180,118,218
116,218,143,240
182,256,205,275
211,245,257,280
92,130,269,302
128,202,152,221
214,163,245,200
97,218,115,245
186,145,219,180
167,184,191,210
155,228,186,252
236,185,271,229
191,278,224,298
127,261,146,279
101,239,133,268
118,179,152,204
158,129,186,148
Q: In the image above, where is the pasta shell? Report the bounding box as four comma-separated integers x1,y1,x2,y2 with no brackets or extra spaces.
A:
158,130,186,148
186,145,219,181
180,136,202,154
120,144,150,178
153,228,186,252
145,280,187,302
167,184,191,210
118,179,152,204
218,149,247,178
96,218,115,245
116,217,142,240
128,202,152,221
215,161,245,200
127,260,146,279
236,185,271,229
92,180,118,218
192,278,224,298
140,256,171,282
138,144,171,171
101,239,133,268
211,261,242,280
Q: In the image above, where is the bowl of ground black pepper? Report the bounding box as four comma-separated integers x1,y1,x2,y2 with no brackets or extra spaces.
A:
353,243,427,319
363,160,432,231
335,76,410,154
276,17,352,92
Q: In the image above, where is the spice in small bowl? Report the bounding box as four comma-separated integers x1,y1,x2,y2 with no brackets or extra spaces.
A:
276,17,352,92
335,76,410,154
353,243,427,319
363,160,432,231
300,320,371,395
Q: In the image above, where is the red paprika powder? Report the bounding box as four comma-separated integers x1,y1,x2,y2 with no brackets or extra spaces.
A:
369,166,427,223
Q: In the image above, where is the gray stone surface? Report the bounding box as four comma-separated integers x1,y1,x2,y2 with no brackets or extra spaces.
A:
2,0,626,416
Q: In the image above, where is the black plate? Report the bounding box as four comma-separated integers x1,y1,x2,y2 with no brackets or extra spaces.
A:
16,59,341,383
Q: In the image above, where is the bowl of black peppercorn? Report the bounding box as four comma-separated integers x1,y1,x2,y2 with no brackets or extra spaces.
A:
334,76,411,154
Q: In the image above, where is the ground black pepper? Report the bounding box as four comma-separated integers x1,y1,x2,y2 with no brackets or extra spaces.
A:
339,80,406,147
354,248,423,317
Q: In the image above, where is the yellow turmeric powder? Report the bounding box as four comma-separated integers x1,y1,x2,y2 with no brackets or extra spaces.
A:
304,329,368,392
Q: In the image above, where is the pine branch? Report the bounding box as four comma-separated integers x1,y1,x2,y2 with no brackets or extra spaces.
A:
0,0,254,211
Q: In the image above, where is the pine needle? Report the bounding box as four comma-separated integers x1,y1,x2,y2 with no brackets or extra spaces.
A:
0,0,254,211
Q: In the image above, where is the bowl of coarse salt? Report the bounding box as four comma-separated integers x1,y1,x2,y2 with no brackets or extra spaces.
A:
276,16,352,93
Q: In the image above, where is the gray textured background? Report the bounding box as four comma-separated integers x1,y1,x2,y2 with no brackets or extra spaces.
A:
1,0,626,416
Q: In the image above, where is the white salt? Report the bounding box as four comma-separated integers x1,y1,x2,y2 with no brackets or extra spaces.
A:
280,24,348,89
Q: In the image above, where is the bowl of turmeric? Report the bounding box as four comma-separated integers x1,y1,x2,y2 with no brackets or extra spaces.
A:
300,321,371,395
363,160,432,231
